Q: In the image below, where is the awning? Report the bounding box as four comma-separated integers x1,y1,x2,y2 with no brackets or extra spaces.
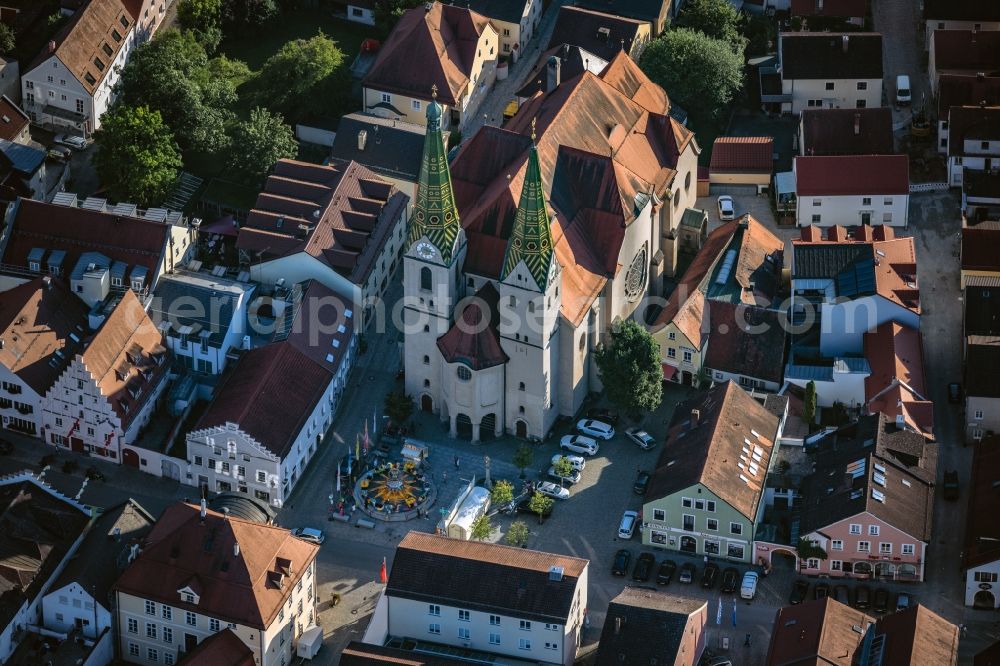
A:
662,363,677,382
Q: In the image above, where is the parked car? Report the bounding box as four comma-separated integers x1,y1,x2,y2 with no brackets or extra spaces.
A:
717,195,735,220
948,382,961,404
721,567,739,594
625,427,657,450
701,562,719,589
814,582,830,600
702,658,734,666
586,407,620,425
547,466,582,486
612,549,631,576
290,527,325,545
895,74,911,105
633,470,651,495
515,495,553,518
54,133,86,150
855,585,872,609
943,470,960,500
0,438,12,455
740,571,759,600
560,435,599,456
632,553,655,582
790,580,809,604
618,510,639,539
834,585,851,606
895,592,911,611
536,481,570,500
873,588,890,613
550,453,585,471
657,559,677,585
46,146,71,161
576,419,615,440
679,562,696,584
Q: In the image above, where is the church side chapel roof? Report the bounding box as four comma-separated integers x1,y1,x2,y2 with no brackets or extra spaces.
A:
436,282,508,370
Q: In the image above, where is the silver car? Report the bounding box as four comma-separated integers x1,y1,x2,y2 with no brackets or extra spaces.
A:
560,435,599,456
550,453,586,471
625,427,657,450
54,133,87,150
576,419,615,440
291,527,325,545
536,481,570,500
717,195,735,220
546,465,582,485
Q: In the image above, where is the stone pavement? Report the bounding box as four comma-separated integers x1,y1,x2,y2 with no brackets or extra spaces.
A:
874,0,927,128
460,0,565,139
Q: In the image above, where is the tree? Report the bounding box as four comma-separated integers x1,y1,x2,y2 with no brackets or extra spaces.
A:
374,0,423,38
528,491,553,524
115,30,239,153
594,319,662,417
677,0,746,52
553,456,574,487
804,380,817,425
640,28,745,121
491,480,515,508
0,23,14,54
178,0,223,52
383,390,414,427
513,444,534,479
255,32,348,121
228,107,297,183
742,13,777,57
93,105,182,207
222,0,278,30
506,520,530,548
470,514,496,541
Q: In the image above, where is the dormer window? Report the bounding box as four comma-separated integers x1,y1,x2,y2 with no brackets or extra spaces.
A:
111,276,123,287
29,261,40,272
178,586,199,605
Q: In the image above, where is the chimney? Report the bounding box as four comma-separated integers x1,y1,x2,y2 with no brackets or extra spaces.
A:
48,40,56,53
842,35,849,53
42,275,52,289
690,409,700,429
424,1,432,11
233,542,240,557
357,130,367,151
199,498,207,521
853,112,861,135
895,413,905,428
223,507,230,520
546,55,561,91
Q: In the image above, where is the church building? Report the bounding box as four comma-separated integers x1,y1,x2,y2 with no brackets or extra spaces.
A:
402,52,699,441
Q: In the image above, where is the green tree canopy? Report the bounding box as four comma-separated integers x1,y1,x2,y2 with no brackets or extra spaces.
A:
640,28,745,121
506,520,530,547
115,29,242,152
178,0,223,52
594,319,663,417
676,0,746,52
93,105,182,207
470,514,496,541
491,480,515,507
228,106,297,183
527,491,553,524
255,32,348,122
222,0,278,30
553,456,574,486
374,0,423,38
804,380,817,425
513,444,534,477
383,389,414,426
0,23,14,54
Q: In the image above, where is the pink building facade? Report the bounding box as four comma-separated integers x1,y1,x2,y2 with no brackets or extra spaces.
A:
800,511,927,581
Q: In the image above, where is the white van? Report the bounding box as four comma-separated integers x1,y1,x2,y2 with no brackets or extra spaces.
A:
618,510,638,539
740,571,759,600
896,75,911,105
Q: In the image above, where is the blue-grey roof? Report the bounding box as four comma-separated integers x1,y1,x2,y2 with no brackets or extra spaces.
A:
834,357,871,373
785,363,833,382
69,251,111,281
0,138,44,174
110,261,128,280
330,114,426,182
148,274,251,349
27,247,45,263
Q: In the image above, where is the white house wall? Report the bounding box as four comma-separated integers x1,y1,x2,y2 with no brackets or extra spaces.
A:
797,193,909,227
781,78,882,115
0,363,43,437
785,369,868,408
42,582,112,639
965,560,1000,608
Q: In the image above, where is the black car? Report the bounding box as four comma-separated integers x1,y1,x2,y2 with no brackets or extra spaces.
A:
721,567,739,594
679,562,696,584
948,382,961,404
790,580,809,604
612,549,631,576
657,559,677,585
633,470,651,495
814,582,830,600
834,585,851,606
943,470,960,500
515,495,553,518
701,562,720,589
586,407,620,425
632,553,655,582
873,588,890,613
855,585,872,609
0,438,12,455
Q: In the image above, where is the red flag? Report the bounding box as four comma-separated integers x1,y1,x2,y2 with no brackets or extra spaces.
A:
379,557,388,584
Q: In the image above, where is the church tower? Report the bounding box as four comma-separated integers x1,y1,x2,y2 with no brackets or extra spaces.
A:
497,122,562,439
402,86,466,418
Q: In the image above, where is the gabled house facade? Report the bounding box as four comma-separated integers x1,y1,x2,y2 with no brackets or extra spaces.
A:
794,154,909,227
936,74,1000,156
776,32,883,115
946,106,1000,188
963,436,1000,608
964,337,1000,443
642,382,784,563
467,0,543,62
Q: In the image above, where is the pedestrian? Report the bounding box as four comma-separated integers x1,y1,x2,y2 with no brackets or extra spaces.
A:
744,633,751,647
443,470,448,483
454,455,460,470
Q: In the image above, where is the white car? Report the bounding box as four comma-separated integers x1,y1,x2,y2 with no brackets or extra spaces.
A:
717,195,735,221
547,465,582,485
536,481,570,500
740,571,759,600
560,435,599,456
54,134,87,150
551,453,586,471
618,510,638,539
625,427,657,450
291,527,325,545
576,419,615,440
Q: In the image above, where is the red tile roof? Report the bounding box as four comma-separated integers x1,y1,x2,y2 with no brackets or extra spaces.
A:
709,137,774,174
766,598,873,665
0,96,28,142
864,321,932,439
0,277,88,396
113,502,319,631
791,0,866,18
362,2,494,106
436,282,508,371
874,605,959,666
964,437,1000,569
937,74,1000,118
962,227,1000,273
178,628,255,665
794,154,909,196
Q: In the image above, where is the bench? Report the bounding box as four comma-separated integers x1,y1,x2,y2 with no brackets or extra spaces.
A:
356,518,376,529
329,513,350,523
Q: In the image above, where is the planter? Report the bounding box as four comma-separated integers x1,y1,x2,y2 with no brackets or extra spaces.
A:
497,61,509,81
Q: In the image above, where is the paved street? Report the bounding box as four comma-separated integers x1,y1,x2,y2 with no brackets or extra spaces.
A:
874,0,928,127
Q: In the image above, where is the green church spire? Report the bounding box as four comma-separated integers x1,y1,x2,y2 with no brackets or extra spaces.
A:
408,85,461,264
502,120,554,290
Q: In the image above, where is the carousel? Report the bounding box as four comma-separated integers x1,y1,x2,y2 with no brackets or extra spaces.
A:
354,457,436,522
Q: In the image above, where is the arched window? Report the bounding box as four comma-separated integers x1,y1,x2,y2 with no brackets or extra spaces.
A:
423,325,429,332
528,301,535,313
423,379,431,388
673,188,681,209
457,366,471,381
518,382,526,391
420,267,432,291
685,171,692,191
422,355,429,365
519,406,525,414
